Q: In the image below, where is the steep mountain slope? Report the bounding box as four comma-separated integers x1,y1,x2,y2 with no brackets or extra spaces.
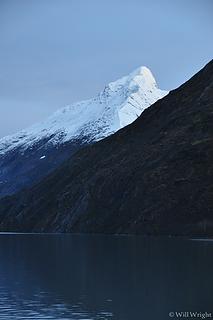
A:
0,67,167,197
0,60,212,235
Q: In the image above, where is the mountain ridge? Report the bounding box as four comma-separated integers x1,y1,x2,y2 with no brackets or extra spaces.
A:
0,66,167,197
0,60,212,235
0,66,167,153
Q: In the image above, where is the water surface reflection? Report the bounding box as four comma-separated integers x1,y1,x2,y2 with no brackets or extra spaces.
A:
0,234,212,319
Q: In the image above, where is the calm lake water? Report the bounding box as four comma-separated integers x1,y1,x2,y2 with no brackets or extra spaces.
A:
0,234,212,320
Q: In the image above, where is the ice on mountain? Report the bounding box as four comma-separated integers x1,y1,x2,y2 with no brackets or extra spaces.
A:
0,66,168,155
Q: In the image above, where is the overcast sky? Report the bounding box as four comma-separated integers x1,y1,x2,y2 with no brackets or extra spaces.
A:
0,0,212,137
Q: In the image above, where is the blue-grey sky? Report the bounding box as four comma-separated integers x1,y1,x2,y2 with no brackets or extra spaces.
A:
0,0,212,137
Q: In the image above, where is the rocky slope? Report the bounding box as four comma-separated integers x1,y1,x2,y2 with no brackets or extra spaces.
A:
0,60,212,235
0,67,167,197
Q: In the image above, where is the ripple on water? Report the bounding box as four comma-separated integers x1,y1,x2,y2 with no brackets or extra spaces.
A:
0,289,113,320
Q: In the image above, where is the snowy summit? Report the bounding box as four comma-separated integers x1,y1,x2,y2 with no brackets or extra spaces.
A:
0,66,168,155
0,65,168,197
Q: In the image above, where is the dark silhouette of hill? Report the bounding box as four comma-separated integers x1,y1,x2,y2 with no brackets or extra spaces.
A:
0,60,212,235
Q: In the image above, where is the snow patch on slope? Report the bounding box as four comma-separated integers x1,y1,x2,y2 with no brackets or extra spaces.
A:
0,66,168,155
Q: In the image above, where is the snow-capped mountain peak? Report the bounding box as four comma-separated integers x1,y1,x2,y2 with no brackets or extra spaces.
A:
101,66,157,99
127,65,157,87
0,66,168,155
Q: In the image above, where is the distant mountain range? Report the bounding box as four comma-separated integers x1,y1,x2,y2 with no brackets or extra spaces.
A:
0,60,212,236
0,66,167,197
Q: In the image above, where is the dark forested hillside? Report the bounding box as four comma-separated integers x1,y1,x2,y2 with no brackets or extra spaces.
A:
0,60,212,235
